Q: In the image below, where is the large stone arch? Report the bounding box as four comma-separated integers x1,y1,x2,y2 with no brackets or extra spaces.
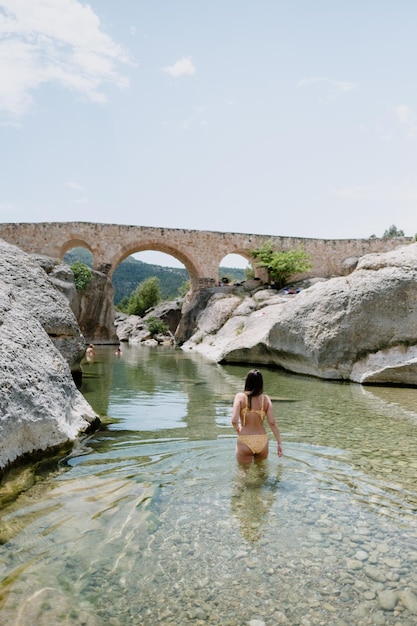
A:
108,240,202,292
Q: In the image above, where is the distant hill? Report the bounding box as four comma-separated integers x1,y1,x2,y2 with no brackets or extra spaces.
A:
64,248,246,303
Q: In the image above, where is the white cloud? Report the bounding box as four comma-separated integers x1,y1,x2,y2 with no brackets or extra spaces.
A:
332,80,357,93
395,105,410,124
179,106,206,131
0,0,131,120
330,184,379,200
66,181,84,191
394,105,417,138
162,56,196,78
162,106,206,133
298,76,358,101
297,76,327,87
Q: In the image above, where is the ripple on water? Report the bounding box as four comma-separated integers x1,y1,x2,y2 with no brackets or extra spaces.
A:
0,437,416,624
1,348,417,625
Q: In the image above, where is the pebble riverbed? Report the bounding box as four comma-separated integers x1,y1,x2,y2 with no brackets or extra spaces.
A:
1,349,417,625
2,439,416,626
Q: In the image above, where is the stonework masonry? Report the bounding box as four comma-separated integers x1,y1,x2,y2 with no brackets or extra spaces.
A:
0,222,412,291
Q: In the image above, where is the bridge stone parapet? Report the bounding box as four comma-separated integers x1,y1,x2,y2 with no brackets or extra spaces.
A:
0,222,413,291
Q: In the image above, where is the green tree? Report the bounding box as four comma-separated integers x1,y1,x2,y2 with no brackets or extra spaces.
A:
71,261,93,291
382,224,405,238
177,279,190,297
251,241,312,288
126,276,161,317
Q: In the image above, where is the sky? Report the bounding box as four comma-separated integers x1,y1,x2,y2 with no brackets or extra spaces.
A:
1,1,417,268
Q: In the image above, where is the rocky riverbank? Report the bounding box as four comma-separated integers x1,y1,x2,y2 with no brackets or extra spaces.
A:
0,239,99,474
3,237,417,475
177,243,417,386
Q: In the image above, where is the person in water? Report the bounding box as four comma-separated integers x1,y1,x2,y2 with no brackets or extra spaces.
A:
231,369,283,464
85,343,96,360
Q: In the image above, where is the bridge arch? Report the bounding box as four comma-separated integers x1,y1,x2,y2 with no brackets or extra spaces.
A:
109,240,202,292
60,238,94,258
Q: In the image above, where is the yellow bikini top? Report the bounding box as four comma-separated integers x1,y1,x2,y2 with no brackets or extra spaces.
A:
240,394,266,426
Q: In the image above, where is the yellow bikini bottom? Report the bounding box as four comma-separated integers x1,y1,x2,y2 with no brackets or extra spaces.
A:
238,433,268,454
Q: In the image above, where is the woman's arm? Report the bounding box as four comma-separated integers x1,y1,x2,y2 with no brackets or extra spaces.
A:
231,393,242,432
265,395,283,457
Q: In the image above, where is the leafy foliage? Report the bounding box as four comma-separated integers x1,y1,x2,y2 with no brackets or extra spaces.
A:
71,261,93,291
146,317,169,335
369,225,406,239
177,279,190,297
382,224,405,238
122,276,161,317
251,241,312,288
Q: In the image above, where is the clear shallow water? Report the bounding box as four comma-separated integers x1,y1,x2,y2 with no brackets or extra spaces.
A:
1,346,417,625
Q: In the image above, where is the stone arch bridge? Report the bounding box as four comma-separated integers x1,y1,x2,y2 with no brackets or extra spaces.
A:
0,222,411,291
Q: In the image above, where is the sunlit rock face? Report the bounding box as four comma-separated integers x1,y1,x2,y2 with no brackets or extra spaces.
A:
33,255,118,345
0,240,99,472
181,243,417,386
0,245,86,370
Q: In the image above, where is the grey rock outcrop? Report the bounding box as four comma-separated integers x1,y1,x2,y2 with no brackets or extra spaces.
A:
0,240,99,472
144,299,183,334
34,255,118,344
70,269,118,344
115,299,183,345
181,243,417,386
1,245,86,370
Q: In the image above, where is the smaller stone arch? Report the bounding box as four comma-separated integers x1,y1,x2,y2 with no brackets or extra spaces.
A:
60,238,94,262
220,248,262,279
232,247,269,282
218,252,253,285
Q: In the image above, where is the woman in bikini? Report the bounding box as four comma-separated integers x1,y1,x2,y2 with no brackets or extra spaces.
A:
231,369,283,464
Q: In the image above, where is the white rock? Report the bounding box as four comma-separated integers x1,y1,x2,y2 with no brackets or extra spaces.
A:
0,241,99,471
180,242,417,386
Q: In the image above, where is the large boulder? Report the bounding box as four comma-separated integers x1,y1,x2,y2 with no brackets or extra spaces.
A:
70,269,118,344
115,299,183,345
0,241,100,472
0,244,86,370
182,243,417,386
143,299,183,334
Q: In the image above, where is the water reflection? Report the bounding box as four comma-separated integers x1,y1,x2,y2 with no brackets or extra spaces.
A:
231,461,282,542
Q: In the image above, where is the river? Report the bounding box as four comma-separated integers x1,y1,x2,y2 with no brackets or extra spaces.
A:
1,345,417,625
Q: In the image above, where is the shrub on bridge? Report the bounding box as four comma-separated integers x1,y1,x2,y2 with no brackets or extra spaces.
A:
251,241,312,288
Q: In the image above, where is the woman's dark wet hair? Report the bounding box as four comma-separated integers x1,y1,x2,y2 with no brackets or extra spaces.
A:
244,369,264,407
